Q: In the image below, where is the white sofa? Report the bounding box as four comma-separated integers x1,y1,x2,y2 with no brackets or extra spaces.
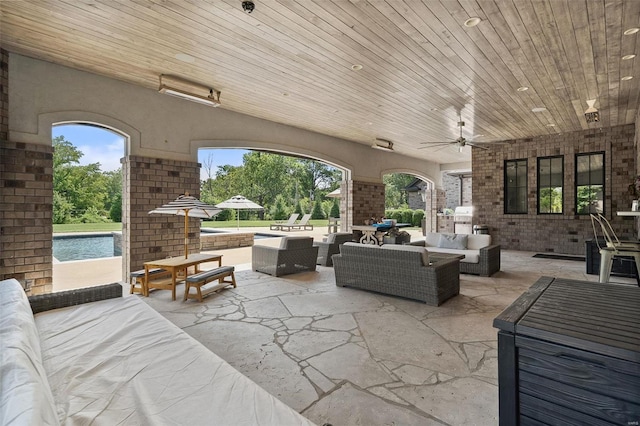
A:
409,232,501,276
0,278,314,426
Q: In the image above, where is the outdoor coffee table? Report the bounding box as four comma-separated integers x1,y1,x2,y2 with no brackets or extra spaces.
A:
144,253,222,301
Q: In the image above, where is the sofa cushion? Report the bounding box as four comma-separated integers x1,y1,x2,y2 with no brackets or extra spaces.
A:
438,234,468,249
0,279,59,426
467,234,491,250
428,247,479,263
381,244,429,266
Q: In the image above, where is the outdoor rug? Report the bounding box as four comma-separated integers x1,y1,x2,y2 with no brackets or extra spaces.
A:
533,253,585,262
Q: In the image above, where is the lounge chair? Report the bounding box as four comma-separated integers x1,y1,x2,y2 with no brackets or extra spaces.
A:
270,213,299,230
280,213,313,231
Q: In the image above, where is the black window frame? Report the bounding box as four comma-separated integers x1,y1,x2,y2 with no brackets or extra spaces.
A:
504,158,528,214
537,155,564,215
575,151,605,215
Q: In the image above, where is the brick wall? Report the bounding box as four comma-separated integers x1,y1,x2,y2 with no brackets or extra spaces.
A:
1,49,7,140
0,142,54,294
472,124,636,255
122,156,201,277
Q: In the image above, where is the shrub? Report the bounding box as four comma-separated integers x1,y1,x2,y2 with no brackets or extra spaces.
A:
330,199,340,218
412,209,425,227
389,210,403,222
215,209,233,221
53,192,73,224
109,193,122,222
401,209,413,224
271,195,289,220
294,200,304,216
79,207,110,223
311,199,325,219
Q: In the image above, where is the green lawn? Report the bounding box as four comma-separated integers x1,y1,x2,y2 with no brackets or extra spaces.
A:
53,219,331,233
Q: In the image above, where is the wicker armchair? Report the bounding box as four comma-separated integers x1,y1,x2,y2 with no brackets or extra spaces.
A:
314,232,354,266
252,236,319,277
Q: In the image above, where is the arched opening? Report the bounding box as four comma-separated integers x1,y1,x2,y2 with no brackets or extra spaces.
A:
51,123,126,290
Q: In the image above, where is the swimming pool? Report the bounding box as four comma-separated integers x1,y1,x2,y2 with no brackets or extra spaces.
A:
53,234,116,262
200,229,280,239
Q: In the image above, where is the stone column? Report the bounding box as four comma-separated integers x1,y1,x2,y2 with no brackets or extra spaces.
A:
344,180,385,229
122,156,201,279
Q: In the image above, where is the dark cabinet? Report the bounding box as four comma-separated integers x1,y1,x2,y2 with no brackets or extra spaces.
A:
585,239,638,278
494,277,640,425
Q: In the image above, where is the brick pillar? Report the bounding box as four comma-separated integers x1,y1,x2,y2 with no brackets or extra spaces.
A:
345,180,385,228
0,49,54,295
0,142,54,294
122,156,201,279
423,188,446,234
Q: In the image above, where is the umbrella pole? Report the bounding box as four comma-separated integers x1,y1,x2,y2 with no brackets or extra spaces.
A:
184,212,189,258
237,209,239,230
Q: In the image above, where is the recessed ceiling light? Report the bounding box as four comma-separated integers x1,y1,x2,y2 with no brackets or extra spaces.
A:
282,92,289,96
175,53,195,63
531,107,547,113
546,123,556,127
351,64,363,71
622,54,636,60
517,86,529,92
464,17,481,27
366,122,372,125
621,76,634,81
624,27,639,35
430,107,439,111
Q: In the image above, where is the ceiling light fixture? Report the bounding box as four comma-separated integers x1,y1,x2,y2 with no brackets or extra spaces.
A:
464,17,481,27
622,54,636,60
517,86,529,92
621,75,634,81
623,27,639,35
371,138,394,152
584,99,599,123
159,74,221,107
531,107,547,113
351,64,363,71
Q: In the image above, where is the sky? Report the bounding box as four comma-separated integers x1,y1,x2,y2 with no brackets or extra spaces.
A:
52,124,248,177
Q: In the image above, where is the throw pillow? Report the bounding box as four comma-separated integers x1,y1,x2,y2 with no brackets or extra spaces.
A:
437,234,468,250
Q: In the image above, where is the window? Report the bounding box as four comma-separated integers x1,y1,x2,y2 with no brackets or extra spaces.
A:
575,152,604,215
537,156,563,214
504,159,527,214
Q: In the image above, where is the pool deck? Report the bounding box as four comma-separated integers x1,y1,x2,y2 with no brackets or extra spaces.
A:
53,226,369,291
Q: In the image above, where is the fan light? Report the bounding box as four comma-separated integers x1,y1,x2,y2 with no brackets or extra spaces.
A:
159,74,221,107
584,99,599,123
372,138,394,152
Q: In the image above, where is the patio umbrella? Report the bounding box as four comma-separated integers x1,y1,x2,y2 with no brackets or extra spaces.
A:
326,188,341,198
149,193,221,257
215,195,264,229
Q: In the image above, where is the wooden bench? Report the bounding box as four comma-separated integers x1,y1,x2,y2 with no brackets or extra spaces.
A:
184,266,237,302
129,268,170,295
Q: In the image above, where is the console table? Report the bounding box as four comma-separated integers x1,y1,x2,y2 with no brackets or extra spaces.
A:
493,277,640,425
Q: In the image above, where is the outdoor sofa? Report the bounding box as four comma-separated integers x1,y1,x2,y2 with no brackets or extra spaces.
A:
333,242,461,305
314,232,354,266
409,232,501,277
0,278,313,425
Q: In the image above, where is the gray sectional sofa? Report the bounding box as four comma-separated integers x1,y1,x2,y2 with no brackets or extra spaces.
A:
333,242,461,305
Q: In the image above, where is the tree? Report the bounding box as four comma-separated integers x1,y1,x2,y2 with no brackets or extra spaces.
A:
384,173,414,208
311,199,325,219
241,152,297,218
330,199,340,218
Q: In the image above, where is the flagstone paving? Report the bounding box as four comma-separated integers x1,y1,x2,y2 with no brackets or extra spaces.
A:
140,250,637,426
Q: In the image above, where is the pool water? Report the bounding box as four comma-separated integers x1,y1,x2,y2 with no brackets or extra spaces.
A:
53,235,115,262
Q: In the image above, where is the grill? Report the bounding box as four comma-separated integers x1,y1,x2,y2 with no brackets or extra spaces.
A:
453,206,473,234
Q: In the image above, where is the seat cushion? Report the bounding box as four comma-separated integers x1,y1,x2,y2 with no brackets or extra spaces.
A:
428,247,480,263
0,279,59,426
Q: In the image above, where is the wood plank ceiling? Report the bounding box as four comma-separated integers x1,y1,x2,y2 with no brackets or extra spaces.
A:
1,0,638,164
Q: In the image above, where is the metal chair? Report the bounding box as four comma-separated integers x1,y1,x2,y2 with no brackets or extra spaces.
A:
590,214,640,285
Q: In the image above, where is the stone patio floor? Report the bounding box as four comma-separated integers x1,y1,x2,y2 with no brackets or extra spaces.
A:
137,247,637,426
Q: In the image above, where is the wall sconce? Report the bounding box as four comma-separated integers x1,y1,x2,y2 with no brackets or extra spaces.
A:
159,74,221,107
371,138,394,152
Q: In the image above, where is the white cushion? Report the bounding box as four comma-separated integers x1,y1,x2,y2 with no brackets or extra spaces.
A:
35,296,313,425
437,234,468,249
381,244,430,266
467,234,491,250
0,279,59,426
428,248,480,263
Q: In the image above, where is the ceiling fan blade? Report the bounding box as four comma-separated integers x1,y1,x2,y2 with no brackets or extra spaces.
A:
467,142,489,150
417,142,453,149
419,141,453,145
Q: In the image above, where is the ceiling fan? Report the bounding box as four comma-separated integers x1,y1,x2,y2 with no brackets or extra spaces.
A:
419,121,489,152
